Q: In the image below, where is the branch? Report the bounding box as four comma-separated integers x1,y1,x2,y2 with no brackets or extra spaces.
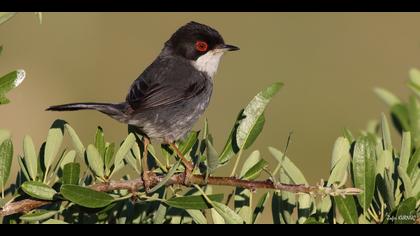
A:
0,172,361,217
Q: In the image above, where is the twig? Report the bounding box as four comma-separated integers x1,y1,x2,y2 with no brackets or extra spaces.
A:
0,173,361,217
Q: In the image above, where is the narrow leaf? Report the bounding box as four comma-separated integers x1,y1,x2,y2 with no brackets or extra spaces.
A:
206,139,219,174
178,131,199,155
21,181,57,200
94,126,106,159
0,139,13,194
352,136,376,213
407,148,420,177
236,82,283,150
64,124,85,158
20,210,58,222
399,132,411,172
374,87,401,107
114,133,136,169
334,196,358,224
242,159,268,181
86,145,104,178
269,147,308,184
166,194,224,210
148,160,180,193
62,163,80,185
44,120,65,171
60,184,114,208
397,166,414,199
395,197,416,224
381,113,393,151
186,209,207,224
252,192,269,224
59,150,76,170
23,135,38,180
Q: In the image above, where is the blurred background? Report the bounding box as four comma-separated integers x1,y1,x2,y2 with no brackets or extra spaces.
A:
0,12,418,186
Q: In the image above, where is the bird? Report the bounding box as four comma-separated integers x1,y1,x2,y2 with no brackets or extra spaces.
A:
47,21,239,187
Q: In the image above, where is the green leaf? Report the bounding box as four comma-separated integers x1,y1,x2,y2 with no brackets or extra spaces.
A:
212,201,244,224
60,184,114,208
113,133,136,169
399,132,411,172
104,143,115,173
334,196,358,224
0,139,13,195
211,208,225,224
407,148,420,177
234,188,252,224
186,209,207,224
239,150,260,178
252,192,269,224
86,145,104,178
0,12,16,25
327,153,350,186
23,135,38,181
297,194,313,224
125,146,140,174
44,120,65,172
166,194,224,210
304,217,323,224
17,155,31,182
269,147,308,185
148,160,180,193
242,159,268,181
59,150,76,170
62,163,80,185
42,219,68,224
236,82,282,150
343,128,355,143
20,210,58,222
218,110,242,165
331,137,351,169
178,131,199,155
381,113,393,151
352,136,376,213
0,70,26,105
272,172,296,224
397,166,414,199
374,87,401,107
206,139,219,174
395,197,416,224
21,181,57,200
0,45,3,56
94,126,106,159
408,96,420,148
153,203,168,224
391,103,410,133
64,124,85,158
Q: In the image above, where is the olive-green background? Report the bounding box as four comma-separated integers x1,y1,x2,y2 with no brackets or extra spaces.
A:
0,12,416,219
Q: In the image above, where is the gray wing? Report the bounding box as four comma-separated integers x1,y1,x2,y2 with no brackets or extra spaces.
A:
126,57,207,111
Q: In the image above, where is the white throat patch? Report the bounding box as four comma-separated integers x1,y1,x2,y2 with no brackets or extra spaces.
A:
193,49,225,78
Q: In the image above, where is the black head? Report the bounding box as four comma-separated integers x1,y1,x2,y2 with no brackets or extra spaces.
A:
164,21,239,60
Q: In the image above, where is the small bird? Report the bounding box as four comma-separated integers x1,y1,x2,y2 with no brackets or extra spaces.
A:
47,21,239,183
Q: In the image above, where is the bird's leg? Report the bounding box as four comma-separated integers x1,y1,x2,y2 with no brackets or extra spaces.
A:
169,142,194,185
142,137,152,193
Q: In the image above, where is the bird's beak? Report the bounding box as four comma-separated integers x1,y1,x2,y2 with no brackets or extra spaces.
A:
217,44,240,52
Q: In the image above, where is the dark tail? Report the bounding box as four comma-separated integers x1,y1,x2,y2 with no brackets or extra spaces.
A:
47,102,129,121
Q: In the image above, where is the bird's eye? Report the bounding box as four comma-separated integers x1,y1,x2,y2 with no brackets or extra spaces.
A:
195,41,208,52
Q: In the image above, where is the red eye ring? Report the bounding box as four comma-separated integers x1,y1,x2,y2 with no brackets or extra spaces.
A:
195,41,208,52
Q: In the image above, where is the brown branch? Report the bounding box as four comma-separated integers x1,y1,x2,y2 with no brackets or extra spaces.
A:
0,172,361,217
